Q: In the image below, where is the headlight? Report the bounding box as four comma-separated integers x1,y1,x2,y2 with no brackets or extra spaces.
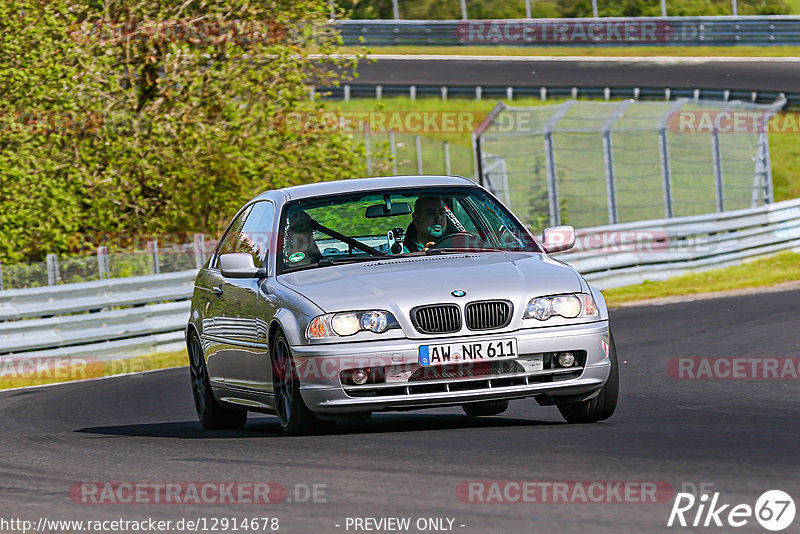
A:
526,298,553,320
331,313,361,336
361,311,389,333
307,310,398,339
524,293,599,321
552,295,581,318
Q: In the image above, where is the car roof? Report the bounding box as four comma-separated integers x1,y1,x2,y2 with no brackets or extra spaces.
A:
254,175,476,202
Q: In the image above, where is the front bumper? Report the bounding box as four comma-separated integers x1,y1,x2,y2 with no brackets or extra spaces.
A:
292,320,611,414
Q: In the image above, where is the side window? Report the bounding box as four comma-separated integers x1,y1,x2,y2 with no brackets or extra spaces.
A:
213,205,253,268
236,201,275,269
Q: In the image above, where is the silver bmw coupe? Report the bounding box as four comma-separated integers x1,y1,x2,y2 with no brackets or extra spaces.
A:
186,175,618,434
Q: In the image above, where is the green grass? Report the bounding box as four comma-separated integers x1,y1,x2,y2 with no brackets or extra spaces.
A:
0,350,188,390
347,45,800,57
603,251,800,307
768,130,800,202
786,0,800,14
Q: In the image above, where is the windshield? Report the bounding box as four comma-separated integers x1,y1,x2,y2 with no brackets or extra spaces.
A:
278,186,540,272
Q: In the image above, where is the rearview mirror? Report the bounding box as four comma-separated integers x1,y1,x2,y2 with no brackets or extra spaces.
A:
542,226,575,253
365,202,412,218
219,253,266,278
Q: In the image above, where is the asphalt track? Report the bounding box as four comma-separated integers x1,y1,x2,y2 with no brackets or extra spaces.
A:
350,56,800,93
1,288,798,533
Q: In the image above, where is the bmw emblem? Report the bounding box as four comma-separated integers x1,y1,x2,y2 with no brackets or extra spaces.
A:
451,289,466,297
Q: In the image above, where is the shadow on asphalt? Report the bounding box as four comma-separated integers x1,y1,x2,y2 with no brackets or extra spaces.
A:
76,413,560,439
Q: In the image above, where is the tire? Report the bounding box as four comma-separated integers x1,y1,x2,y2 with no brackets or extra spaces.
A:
462,399,509,417
557,330,619,424
188,332,247,430
271,330,334,435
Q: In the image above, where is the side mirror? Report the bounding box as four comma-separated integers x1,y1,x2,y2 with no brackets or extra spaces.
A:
219,253,266,278
542,226,575,253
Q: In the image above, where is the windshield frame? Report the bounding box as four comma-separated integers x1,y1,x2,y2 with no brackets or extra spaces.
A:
276,185,541,275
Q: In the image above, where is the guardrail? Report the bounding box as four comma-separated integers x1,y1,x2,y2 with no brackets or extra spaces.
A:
319,84,800,109
0,270,196,321
557,197,800,288
1,199,799,362
337,17,800,47
0,271,196,363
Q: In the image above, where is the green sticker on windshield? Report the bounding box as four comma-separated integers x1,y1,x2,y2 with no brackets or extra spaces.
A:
288,252,306,263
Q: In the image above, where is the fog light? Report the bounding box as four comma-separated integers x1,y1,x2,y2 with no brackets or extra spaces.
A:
351,369,369,385
557,352,576,367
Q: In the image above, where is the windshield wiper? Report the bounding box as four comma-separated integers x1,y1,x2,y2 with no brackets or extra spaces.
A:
282,255,394,273
317,255,393,266
426,247,505,254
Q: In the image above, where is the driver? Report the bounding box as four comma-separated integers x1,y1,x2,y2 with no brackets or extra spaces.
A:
403,196,449,252
284,210,323,266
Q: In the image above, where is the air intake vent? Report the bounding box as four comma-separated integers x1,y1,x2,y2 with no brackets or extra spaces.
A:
364,254,480,267
465,300,512,331
411,304,461,334
409,360,525,381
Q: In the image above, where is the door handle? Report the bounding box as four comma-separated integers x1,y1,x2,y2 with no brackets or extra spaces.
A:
212,286,224,296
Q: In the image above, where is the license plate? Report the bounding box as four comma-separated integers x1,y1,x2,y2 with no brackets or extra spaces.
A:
419,338,518,367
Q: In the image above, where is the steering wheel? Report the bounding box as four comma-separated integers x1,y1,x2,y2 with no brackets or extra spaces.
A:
432,231,490,250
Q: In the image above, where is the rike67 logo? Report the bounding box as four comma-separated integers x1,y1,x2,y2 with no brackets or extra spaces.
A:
668,490,795,531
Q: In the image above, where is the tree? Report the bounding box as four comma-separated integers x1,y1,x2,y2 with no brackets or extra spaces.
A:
0,0,366,262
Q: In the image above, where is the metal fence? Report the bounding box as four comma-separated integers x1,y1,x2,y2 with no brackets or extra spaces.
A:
0,235,215,291
337,17,800,47
0,270,195,362
557,196,800,289
364,130,474,179
372,0,747,20
320,84,800,111
474,96,785,231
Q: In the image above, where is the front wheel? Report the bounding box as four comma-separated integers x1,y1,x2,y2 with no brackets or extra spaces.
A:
188,332,247,430
557,330,619,424
271,331,334,435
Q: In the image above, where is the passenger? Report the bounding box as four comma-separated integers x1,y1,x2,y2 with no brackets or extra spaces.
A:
284,211,322,266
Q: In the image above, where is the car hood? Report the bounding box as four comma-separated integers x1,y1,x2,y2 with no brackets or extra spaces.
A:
276,252,583,314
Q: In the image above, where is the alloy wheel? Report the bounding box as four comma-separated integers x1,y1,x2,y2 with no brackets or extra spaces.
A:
189,335,207,418
273,336,294,426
